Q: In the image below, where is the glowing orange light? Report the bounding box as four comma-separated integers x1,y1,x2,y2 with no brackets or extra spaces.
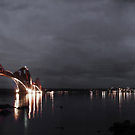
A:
15,87,42,120
16,88,19,93
14,93,19,120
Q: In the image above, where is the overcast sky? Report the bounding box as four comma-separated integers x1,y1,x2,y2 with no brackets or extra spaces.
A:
0,0,135,88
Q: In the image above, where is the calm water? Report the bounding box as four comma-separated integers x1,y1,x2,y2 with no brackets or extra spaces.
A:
0,90,135,135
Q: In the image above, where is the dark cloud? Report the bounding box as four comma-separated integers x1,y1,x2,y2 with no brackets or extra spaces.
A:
0,0,135,88
114,0,135,3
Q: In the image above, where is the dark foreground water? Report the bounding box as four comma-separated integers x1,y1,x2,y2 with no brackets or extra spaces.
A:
0,90,135,135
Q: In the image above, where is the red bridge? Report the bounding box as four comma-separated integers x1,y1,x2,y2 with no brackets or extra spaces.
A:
0,65,42,92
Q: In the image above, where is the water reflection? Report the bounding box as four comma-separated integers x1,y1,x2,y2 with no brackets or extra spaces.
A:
14,93,19,120
112,91,117,101
49,91,54,100
102,91,106,99
89,90,135,112
14,90,135,121
47,91,54,112
3,89,135,135
14,91,42,120
118,91,122,112
89,91,93,100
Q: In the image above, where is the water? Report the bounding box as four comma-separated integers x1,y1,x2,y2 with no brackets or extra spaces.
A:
0,90,135,135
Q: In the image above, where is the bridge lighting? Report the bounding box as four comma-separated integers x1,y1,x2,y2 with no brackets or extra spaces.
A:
0,65,42,93
26,88,32,93
16,88,19,93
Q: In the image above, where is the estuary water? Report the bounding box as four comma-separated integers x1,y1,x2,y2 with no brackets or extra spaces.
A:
0,90,135,135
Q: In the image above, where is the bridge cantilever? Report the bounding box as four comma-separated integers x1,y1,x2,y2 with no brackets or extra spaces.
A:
0,65,42,92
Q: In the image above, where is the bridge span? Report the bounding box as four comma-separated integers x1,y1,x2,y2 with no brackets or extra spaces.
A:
0,64,42,92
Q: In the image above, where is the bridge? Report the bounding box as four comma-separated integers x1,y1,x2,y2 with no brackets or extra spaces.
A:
0,64,42,92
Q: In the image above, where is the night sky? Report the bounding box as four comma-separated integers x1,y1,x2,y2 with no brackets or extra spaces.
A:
0,0,135,88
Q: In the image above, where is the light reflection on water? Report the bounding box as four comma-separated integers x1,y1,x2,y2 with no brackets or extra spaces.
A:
14,91,43,120
14,90,135,121
13,90,71,120
102,91,106,99
49,91,54,112
2,90,135,135
14,93,19,120
89,90,135,111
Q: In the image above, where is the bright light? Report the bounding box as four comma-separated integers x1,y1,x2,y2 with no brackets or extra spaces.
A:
15,86,42,120
16,88,19,93
14,93,19,120
26,88,33,93
89,91,93,100
102,91,106,99
50,91,54,100
14,77,42,93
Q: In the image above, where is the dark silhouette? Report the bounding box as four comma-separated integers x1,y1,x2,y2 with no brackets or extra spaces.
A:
109,120,135,135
